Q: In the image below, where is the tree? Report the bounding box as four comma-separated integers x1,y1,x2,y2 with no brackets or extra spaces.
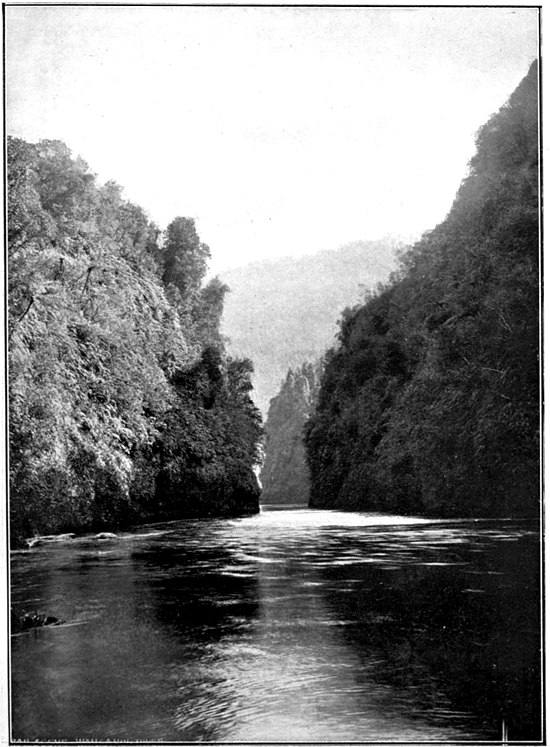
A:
161,217,210,299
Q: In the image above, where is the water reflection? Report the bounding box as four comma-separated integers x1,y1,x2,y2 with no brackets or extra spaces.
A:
11,509,541,742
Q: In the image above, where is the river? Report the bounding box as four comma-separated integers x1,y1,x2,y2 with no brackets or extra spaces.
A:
10,506,542,742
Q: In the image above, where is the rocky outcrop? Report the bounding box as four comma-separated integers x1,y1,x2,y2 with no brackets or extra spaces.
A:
26,533,75,548
11,610,60,633
260,363,321,505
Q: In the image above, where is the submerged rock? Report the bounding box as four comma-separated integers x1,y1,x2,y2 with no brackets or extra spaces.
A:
11,609,60,633
94,532,118,540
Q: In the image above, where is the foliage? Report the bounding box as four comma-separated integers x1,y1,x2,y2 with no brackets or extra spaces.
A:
8,138,262,545
161,217,210,308
305,61,540,518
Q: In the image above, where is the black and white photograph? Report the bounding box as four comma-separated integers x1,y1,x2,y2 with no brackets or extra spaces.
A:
4,3,543,743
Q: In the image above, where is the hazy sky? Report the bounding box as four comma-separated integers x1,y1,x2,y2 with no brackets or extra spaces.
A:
6,6,538,274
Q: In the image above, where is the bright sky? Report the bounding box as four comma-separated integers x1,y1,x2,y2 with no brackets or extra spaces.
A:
6,6,538,274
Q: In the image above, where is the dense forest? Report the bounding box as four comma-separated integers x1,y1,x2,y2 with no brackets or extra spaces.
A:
8,138,262,546
305,62,540,518
260,363,320,505
221,239,399,413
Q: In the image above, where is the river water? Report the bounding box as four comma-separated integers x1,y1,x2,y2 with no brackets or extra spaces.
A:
10,506,542,742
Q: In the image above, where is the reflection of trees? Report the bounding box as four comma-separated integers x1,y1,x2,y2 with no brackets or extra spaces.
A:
11,524,261,742
12,542,151,741
319,524,541,741
129,526,261,740
131,536,260,644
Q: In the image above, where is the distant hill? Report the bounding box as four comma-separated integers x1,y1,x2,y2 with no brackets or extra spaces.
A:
220,239,401,413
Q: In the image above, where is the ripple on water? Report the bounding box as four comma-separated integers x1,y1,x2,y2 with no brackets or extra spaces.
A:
10,509,541,743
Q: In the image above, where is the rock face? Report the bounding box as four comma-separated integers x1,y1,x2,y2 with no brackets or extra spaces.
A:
260,363,321,505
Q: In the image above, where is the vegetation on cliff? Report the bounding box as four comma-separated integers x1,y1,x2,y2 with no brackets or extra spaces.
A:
260,363,321,505
8,138,262,545
305,62,539,518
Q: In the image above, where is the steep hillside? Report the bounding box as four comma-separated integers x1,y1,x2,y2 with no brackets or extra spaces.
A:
220,239,400,413
260,363,321,505
305,61,539,518
8,139,262,546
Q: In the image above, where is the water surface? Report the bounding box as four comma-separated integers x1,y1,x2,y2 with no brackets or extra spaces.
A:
11,507,541,742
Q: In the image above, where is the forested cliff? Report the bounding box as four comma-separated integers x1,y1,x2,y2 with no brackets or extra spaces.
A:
305,62,539,518
260,363,320,505
8,138,262,546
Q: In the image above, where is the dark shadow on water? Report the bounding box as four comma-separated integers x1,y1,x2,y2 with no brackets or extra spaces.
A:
11,521,261,742
318,520,541,741
130,542,260,642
